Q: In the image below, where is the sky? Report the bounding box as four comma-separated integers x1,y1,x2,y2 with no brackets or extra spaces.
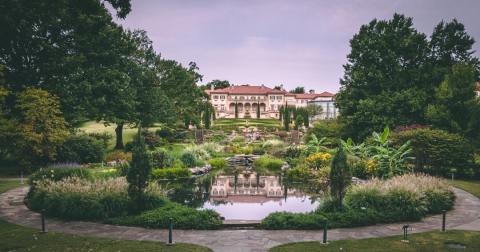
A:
113,0,480,93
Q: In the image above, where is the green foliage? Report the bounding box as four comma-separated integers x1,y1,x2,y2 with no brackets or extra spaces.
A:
14,89,69,169
108,202,222,230
330,146,351,208
253,156,284,171
289,86,305,94
29,167,92,185
391,128,476,178
126,127,152,212
336,14,479,140
426,64,480,142
25,177,166,221
208,158,227,170
263,174,455,230
180,151,197,168
306,120,342,146
151,168,191,180
202,79,230,90
150,149,175,168
294,114,304,129
57,134,106,164
261,212,327,230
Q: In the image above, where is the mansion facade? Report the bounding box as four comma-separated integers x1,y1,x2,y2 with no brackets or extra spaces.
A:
206,84,338,119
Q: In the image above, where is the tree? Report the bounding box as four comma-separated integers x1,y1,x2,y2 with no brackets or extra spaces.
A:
283,106,291,131
306,104,323,122
0,0,133,124
13,89,69,169
127,126,152,212
290,86,305,94
273,84,284,91
235,102,239,119
336,14,430,140
426,64,480,141
203,79,230,90
295,114,304,129
330,146,351,209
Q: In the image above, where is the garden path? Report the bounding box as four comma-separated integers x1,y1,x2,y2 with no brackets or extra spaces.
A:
1,187,479,252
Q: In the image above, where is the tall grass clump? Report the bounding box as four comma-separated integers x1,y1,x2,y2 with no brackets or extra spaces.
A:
262,174,455,230
345,174,455,219
26,177,166,220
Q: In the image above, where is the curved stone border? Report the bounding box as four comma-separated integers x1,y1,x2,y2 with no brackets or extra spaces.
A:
1,187,479,252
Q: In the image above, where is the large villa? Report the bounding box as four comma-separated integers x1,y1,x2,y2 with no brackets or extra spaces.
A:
206,84,338,119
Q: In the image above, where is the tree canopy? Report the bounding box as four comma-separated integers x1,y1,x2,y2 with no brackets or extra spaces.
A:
336,14,479,140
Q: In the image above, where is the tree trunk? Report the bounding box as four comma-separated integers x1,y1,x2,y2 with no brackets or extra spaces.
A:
114,122,124,149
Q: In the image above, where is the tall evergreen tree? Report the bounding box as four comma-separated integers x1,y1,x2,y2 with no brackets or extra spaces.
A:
330,146,351,209
127,125,152,212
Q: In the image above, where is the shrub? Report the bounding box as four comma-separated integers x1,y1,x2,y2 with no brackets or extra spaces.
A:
141,130,163,149
263,174,456,230
252,146,265,155
105,151,132,162
150,149,174,168
345,174,454,220
151,167,191,180
25,177,166,220
56,134,106,164
262,139,285,149
107,201,222,229
208,158,227,170
285,145,303,159
305,152,332,169
391,128,476,178
29,167,92,185
305,120,343,146
180,151,197,168
261,212,327,230
253,156,284,171
87,132,112,149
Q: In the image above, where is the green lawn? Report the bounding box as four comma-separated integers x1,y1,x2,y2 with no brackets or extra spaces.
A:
0,180,211,252
0,179,24,193
78,121,163,150
270,230,480,252
450,179,480,198
213,118,280,128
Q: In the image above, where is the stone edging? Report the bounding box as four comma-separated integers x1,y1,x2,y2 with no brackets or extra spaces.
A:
1,187,479,252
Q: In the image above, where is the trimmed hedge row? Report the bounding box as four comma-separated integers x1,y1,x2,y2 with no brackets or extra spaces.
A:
107,202,223,230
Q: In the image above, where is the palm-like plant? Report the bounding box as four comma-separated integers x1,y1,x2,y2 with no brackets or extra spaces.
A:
367,127,412,178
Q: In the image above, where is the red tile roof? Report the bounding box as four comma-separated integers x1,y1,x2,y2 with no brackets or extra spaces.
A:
207,85,335,97
209,85,286,94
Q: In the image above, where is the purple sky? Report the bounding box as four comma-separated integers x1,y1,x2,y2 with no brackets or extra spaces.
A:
113,0,480,93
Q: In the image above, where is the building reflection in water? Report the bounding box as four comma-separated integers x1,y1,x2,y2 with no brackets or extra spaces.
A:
210,172,305,204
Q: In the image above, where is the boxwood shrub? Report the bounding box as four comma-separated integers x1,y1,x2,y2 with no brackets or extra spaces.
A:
151,167,191,180
108,202,223,230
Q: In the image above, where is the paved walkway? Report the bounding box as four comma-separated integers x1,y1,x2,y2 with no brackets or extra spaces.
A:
1,187,479,252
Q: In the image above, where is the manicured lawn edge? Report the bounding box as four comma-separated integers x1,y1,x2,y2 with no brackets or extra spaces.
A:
269,230,480,252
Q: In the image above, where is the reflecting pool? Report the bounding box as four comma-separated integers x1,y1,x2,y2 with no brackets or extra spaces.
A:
160,169,323,221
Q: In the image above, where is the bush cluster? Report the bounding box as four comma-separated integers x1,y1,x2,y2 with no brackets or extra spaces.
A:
107,202,222,229
151,167,191,180
56,134,107,164
26,177,166,220
29,167,92,185
392,128,477,178
253,156,284,171
208,158,227,170
150,149,174,168
261,174,455,229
